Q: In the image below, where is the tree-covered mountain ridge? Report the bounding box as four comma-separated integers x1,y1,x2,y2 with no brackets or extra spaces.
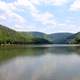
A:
0,24,80,44
0,25,51,44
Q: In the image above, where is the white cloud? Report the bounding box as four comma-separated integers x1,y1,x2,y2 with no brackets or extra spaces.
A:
70,0,80,11
0,0,76,33
14,0,67,7
0,1,8,10
14,0,57,28
0,15,6,20
13,22,39,32
0,0,66,26
0,1,16,11
32,12,56,26
8,12,26,23
30,0,67,6
14,0,68,18
0,11,26,30
0,10,26,24
50,0,67,5
0,0,27,28
54,23,79,33
0,0,21,22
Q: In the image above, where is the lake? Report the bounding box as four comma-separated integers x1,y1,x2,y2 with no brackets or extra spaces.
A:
0,45,80,80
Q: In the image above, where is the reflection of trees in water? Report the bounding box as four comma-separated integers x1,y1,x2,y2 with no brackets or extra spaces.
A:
0,46,80,63
44,46,80,55
1,47,80,80
0,47,46,63
44,47,73,54
70,46,80,55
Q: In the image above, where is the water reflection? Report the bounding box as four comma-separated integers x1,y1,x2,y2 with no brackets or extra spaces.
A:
0,47,46,63
0,46,80,80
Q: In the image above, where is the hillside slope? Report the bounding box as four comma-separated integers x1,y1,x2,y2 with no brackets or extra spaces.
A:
68,32,80,44
0,25,29,44
20,32,51,44
48,33,73,44
0,25,51,44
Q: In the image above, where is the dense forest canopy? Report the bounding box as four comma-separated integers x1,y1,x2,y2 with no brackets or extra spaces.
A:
0,24,80,44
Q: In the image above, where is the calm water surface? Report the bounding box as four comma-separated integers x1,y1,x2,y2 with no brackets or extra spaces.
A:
0,46,80,80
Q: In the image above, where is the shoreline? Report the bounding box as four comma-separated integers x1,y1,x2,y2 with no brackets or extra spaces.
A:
0,44,80,48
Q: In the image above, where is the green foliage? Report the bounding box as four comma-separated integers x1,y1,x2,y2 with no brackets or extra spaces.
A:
20,32,51,44
68,32,80,44
1,24,78,44
48,33,73,44
0,25,27,44
0,25,51,44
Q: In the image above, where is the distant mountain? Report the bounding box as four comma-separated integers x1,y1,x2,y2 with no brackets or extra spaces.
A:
20,32,51,44
68,32,80,44
21,32,73,44
0,25,51,44
0,25,27,44
48,33,73,44
1,24,79,45
21,32,48,39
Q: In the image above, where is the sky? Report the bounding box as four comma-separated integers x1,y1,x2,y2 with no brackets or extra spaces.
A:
0,0,80,33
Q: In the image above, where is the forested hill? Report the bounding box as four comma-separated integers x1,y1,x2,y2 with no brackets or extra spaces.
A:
0,25,51,44
1,24,80,44
0,25,29,44
68,32,80,44
21,32,73,44
48,33,73,44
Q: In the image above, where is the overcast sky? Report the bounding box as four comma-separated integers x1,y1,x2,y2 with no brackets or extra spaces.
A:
0,0,80,33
